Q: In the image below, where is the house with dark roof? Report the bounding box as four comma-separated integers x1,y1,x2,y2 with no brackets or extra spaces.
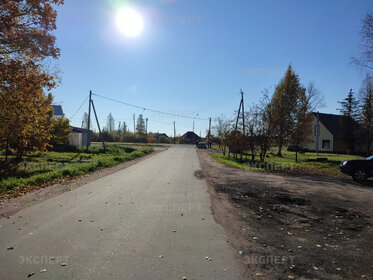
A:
180,131,201,144
52,105,64,119
303,112,369,154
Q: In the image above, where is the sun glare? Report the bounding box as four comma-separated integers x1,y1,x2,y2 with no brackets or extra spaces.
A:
116,7,144,37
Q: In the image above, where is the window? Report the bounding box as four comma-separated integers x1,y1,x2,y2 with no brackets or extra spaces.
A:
322,140,330,149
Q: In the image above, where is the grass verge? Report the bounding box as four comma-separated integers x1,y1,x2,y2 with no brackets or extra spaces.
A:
0,146,153,197
209,150,363,175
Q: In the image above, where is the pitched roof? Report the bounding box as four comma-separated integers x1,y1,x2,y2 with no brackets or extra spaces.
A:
313,112,360,137
52,105,64,116
181,131,201,140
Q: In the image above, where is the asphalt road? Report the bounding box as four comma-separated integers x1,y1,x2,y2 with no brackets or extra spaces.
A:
0,145,246,280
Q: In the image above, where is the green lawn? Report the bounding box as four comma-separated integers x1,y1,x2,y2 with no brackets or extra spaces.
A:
210,149,364,175
91,142,164,147
0,145,153,196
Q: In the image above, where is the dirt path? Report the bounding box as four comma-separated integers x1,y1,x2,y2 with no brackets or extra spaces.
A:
198,150,373,280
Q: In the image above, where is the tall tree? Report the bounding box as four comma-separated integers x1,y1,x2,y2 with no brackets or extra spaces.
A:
359,75,373,153
107,113,115,133
82,112,89,129
50,117,71,146
288,88,313,162
122,121,127,134
338,89,360,154
253,91,274,162
352,11,373,72
213,115,230,155
271,65,304,156
136,114,146,136
0,0,63,161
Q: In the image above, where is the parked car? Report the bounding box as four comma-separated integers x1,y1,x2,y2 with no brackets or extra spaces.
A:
197,142,207,149
339,155,373,181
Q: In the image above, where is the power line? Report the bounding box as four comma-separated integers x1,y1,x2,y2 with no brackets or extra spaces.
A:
92,93,209,121
69,95,89,119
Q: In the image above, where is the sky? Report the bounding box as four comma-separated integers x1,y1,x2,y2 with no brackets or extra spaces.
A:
52,0,373,137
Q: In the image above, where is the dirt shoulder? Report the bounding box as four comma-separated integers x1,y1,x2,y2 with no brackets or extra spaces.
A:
198,149,373,280
0,147,166,218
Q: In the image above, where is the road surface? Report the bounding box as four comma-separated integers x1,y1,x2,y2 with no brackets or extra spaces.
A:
0,145,246,280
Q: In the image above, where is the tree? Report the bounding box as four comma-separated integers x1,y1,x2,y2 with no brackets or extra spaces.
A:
288,87,313,162
226,130,246,159
338,89,360,154
213,115,230,155
359,75,373,154
50,117,71,146
82,112,89,129
252,91,274,162
136,114,146,136
0,90,54,160
0,0,63,61
0,0,63,161
107,113,115,133
271,65,304,156
352,12,373,72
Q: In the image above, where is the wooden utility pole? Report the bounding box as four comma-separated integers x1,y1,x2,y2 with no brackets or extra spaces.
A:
86,90,92,150
117,121,121,141
241,90,245,135
133,113,136,136
174,121,176,144
235,90,245,133
91,99,106,152
208,117,212,148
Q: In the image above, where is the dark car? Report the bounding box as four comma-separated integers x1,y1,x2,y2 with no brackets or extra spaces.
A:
197,142,207,149
339,155,373,181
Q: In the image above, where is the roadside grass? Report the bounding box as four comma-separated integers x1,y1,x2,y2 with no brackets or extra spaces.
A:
91,142,162,147
209,149,364,175
0,145,153,196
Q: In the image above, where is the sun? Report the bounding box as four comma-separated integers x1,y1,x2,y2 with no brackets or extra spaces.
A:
116,7,144,37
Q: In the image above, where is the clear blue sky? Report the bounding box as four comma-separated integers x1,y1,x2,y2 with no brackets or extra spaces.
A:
52,0,373,137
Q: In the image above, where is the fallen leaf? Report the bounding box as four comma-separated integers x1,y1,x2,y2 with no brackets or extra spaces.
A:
61,263,67,266
40,269,47,273
7,246,14,250
255,272,263,276
27,272,35,278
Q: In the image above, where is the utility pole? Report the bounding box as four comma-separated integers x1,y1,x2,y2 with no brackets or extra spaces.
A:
86,90,92,150
117,121,121,141
91,99,106,152
174,121,176,144
208,117,211,148
133,113,136,136
235,90,245,133
241,90,245,135
316,111,320,156
145,118,148,144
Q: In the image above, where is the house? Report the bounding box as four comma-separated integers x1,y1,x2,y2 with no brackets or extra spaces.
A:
155,133,169,141
303,112,369,154
69,127,93,147
52,105,64,119
180,131,201,144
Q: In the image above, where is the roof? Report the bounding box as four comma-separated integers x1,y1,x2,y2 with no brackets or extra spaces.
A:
181,131,201,140
52,105,64,116
155,133,169,138
313,112,360,137
71,126,93,134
